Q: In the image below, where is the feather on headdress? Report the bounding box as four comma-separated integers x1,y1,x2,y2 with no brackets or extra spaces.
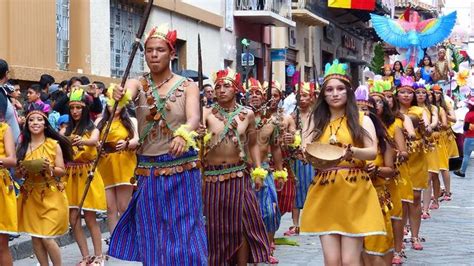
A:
212,68,243,93
323,59,351,85
144,24,178,51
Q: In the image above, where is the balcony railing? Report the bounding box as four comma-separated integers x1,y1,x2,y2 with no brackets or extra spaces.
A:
290,0,329,26
235,0,292,21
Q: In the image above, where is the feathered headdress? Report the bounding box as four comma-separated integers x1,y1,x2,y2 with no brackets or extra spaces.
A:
355,85,371,107
69,88,86,106
212,68,243,93
431,84,442,92
296,82,315,96
243,78,264,94
25,103,48,120
262,80,282,94
323,59,351,85
106,84,131,108
413,79,426,91
371,79,391,98
397,76,415,92
144,24,178,51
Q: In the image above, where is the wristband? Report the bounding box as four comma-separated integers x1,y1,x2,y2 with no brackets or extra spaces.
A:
273,168,288,182
173,124,198,151
250,167,268,183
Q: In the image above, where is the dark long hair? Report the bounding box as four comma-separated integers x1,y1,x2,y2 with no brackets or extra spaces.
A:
64,104,95,136
368,97,391,154
392,61,405,74
433,89,448,112
96,105,134,139
419,55,433,67
311,79,370,146
375,95,396,128
17,112,73,162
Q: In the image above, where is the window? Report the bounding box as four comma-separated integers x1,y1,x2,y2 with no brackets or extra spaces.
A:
171,40,186,73
56,0,69,70
110,0,144,78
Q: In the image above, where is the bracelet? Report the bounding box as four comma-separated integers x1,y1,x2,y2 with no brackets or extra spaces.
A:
273,168,288,182
107,83,131,108
173,125,198,151
288,131,301,149
250,167,268,183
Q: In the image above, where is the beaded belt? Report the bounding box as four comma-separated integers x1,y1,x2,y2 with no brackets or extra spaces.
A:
134,155,200,177
313,166,370,186
203,163,247,183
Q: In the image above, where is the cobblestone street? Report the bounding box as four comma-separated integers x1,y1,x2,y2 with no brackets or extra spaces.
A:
15,170,474,265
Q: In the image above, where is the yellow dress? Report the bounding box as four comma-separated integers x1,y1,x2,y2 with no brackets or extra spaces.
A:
406,106,428,190
424,106,440,173
436,108,450,171
301,114,386,236
0,123,17,235
445,100,460,158
97,119,137,189
65,132,106,212
364,153,394,255
17,138,69,238
385,118,405,218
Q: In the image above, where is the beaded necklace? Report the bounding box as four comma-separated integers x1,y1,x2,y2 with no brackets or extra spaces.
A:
206,103,248,160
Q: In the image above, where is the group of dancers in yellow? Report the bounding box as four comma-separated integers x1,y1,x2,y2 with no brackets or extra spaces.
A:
0,85,137,266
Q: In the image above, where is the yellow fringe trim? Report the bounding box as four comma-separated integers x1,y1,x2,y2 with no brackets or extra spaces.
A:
273,168,288,182
203,131,212,145
173,124,198,151
250,167,268,182
107,83,131,108
289,131,302,149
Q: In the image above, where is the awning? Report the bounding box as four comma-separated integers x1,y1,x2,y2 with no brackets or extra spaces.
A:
292,9,329,26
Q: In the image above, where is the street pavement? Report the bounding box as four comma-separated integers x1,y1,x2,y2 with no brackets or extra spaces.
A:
14,170,474,265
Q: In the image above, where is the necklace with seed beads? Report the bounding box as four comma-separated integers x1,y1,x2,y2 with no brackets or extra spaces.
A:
329,115,345,145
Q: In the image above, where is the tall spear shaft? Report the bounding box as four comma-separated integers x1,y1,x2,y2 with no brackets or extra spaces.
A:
75,0,154,224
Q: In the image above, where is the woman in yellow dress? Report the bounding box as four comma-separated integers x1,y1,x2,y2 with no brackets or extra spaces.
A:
414,83,440,220
301,60,385,265
16,107,73,266
372,80,411,264
96,87,138,235
0,121,17,266
61,88,107,265
432,85,456,202
355,94,396,266
395,76,430,250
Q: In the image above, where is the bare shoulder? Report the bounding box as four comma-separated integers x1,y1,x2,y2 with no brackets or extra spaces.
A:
125,78,142,90
362,115,375,128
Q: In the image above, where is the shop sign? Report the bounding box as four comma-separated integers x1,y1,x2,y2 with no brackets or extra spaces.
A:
342,34,357,51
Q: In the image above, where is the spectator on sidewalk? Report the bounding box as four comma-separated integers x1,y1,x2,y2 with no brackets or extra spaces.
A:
0,59,21,143
39,74,55,103
454,96,474,177
25,83,51,113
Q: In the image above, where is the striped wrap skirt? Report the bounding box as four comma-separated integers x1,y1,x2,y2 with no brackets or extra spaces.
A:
255,168,281,233
292,160,315,209
203,163,270,265
108,150,208,265
275,162,296,214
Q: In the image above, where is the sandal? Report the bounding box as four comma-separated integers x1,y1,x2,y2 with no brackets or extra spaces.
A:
283,226,299,236
76,256,90,266
403,225,410,236
429,201,439,210
392,252,404,264
421,211,431,220
269,255,279,264
411,237,423,250
89,255,105,266
443,192,452,201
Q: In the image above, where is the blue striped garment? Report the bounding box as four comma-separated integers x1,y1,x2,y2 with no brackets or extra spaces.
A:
255,173,281,233
108,151,208,265
293,160,315,209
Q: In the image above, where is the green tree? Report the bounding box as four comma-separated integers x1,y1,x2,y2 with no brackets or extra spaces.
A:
369,43,385,75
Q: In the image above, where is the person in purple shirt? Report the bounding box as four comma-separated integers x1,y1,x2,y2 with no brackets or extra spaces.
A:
26,84,51,113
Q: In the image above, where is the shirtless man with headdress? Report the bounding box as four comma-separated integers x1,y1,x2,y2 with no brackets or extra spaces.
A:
263,80,298,221
110,24,207,265
284,82,318,237
200,68,270,265
243,78,289,263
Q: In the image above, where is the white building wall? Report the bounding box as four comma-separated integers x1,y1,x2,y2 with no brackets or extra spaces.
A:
146,7,223,77
89,0,111,77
